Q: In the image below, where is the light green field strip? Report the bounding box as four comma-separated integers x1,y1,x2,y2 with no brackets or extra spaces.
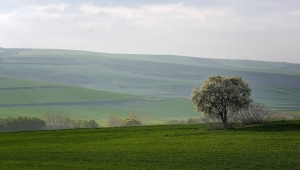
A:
0,87,134,105
284,110,300,114
0,76,56,88
251,86,300,110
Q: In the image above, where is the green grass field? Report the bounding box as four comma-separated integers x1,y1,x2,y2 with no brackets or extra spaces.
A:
0,120,299,169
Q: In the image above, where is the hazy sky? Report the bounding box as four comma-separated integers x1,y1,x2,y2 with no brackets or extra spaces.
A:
0,0,300,63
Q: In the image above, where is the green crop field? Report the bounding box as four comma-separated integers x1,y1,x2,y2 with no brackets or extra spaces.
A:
0,121,299,169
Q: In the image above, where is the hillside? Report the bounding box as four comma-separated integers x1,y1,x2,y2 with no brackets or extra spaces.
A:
1,48,300,112
0,77,198,125
0,121,299,169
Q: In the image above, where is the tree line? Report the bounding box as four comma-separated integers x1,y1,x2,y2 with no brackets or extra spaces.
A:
0,117,46,132
0,113,99,132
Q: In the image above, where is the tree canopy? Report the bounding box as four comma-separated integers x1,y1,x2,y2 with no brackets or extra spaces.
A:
190,75,252,128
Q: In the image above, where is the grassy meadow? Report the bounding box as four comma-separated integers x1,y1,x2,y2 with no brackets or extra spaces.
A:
0,120,299,169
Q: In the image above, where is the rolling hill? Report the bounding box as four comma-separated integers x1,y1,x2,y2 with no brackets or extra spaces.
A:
0,76,198,125
0,47,300,122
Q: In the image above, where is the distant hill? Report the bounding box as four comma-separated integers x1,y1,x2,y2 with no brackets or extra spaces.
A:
0,48,300,111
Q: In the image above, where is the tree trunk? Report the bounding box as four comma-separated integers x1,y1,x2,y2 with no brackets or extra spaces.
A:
221,109,228,128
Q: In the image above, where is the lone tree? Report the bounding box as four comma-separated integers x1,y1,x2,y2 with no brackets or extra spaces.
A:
190,75,252,128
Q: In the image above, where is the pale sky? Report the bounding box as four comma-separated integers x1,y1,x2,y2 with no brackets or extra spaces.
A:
0,0,300,63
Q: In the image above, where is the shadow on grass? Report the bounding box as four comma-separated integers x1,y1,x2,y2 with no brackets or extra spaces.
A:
233,120,300,132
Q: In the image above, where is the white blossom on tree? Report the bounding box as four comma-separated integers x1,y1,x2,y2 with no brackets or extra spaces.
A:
190,75,252,128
